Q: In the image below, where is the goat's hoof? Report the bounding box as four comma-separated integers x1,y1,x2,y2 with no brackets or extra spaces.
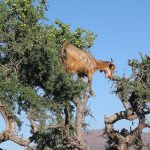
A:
89,91,95,96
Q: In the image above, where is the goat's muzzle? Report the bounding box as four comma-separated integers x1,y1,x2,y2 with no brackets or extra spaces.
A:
108,75,115,81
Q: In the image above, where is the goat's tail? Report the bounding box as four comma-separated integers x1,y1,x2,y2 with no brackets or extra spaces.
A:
61,41,69,60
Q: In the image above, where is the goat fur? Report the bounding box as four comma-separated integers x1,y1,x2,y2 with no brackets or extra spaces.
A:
61,41,115,95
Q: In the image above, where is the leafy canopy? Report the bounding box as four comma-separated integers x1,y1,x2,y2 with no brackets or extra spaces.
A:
0,0,96,147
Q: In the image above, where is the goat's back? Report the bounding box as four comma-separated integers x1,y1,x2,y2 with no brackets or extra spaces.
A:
62,43,96,74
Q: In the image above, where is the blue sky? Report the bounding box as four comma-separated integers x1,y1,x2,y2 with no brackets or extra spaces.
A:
1,0,150,150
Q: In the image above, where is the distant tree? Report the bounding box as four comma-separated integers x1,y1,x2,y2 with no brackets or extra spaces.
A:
0,0,96,149
105,54,150,150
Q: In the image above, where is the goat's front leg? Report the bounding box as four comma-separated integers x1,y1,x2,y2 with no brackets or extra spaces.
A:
87,73,94,96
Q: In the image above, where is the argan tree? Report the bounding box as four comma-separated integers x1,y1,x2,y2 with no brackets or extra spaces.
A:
0,0,96,149
105,54,150,150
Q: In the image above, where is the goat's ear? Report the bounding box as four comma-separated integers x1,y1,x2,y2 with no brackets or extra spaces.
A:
109,63,115,71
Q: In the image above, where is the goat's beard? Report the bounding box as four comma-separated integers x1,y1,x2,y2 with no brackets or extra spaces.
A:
100,70,114,80
108,75,114,80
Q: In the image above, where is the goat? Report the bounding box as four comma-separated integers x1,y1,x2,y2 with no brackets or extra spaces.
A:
61,41,115,95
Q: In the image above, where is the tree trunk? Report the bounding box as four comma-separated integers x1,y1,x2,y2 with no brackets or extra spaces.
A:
76,103,84,140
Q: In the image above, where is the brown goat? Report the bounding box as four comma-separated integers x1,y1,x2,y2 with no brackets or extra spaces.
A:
61,41,115,95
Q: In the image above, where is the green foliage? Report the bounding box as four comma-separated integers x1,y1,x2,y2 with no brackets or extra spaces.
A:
34,128,64,150
114,54,150,111
53,19,96,49
105,54,150,150
0,0,96,148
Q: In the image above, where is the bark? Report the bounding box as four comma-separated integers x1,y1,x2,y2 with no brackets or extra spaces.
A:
0,102,30,146
0,102,63,148
104,100,150,150
63,93,90,150
74,94,89,150
64,106,71,139
104,71,150,150
75,95,88,137
76,102,84,140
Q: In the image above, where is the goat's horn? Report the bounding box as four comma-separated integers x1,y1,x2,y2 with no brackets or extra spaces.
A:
111,58,113,63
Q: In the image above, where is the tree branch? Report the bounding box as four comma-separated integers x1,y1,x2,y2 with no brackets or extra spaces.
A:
0,102,30,146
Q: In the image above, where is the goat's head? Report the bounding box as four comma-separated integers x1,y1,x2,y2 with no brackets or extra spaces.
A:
101,62,115,80
107,63,115,80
